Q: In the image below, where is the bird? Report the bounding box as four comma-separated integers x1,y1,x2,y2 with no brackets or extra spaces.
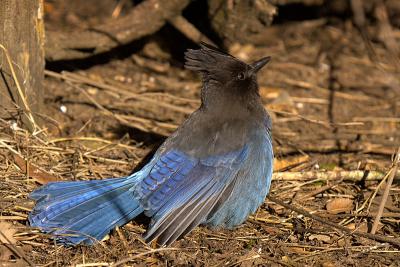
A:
29,43,274,246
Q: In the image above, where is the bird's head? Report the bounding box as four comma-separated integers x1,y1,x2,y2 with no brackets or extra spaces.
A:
184,43,270,105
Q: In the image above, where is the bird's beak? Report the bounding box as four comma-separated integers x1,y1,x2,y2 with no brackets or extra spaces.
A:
249,57,271,75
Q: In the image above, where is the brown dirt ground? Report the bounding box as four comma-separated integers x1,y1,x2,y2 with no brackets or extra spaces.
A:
1,1,400,266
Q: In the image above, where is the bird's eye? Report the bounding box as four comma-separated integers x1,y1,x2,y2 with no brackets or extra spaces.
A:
237,72,246,80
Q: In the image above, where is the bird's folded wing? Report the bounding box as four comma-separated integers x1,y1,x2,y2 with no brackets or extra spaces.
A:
134,147,249,246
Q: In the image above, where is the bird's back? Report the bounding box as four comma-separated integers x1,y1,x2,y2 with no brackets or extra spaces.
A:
156,105,274,229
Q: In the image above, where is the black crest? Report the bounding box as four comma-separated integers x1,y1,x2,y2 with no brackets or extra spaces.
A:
184,43,246,75
184,43,270,87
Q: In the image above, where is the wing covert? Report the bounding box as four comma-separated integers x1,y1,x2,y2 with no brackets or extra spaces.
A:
134,146,249,245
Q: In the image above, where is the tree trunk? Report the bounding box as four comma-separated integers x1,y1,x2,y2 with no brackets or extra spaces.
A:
0,0,45,132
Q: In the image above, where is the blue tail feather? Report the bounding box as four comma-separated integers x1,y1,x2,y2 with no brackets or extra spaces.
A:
29,176,144,245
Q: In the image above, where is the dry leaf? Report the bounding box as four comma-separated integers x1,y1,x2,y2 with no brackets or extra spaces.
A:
322,261,337,267
0,258,27,267
0,245,13,261
326,198,353,214
286,247,308,254
0,248,26,266
236,250,261,267
308,234,331,243
345,223,356,230
367,189,395,213
13,154,59,184
259,86,282,100
348,221,383,234
274,155,309,171
229,43,255,61
265,91,297,114
268,203,285,215
356,222,370,233
0,222,17,245
0,224,26,267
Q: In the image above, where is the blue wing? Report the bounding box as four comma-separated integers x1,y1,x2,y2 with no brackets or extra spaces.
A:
134,147,249,246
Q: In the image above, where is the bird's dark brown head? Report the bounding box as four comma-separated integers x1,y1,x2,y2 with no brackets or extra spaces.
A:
184,43,270,98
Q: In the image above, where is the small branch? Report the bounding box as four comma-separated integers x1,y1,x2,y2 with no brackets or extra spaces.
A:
0,231,34,266
296,178,344,201
269,109,363,127
319,212,400,219
371,147,400,234
350,0,377,60
277,139,395,156
63,80,178,136
375,1,400,69
281,78,373,102
168,16,216,46
267,195,400,248
45,70,193,115
350,0,366,28
272,170,399,182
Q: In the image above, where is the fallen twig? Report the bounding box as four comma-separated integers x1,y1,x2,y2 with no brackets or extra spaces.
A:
371,147,400,234
277,139,395,156
296,178,344,201
13,154,60,184
45,70,193,115
350,0,377,61
375,1,400,69
269,109,363,127
281,78,374,102
272,170,399,182
168,15,215,45
0,231,35,266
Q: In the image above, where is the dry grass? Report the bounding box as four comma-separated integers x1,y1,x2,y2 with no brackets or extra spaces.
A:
0,107,399,266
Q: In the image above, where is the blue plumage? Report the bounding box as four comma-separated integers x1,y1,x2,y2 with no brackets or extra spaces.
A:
29,176,144,244
29,43,273,246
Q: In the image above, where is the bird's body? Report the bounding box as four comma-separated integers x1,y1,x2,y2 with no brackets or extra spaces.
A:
29,43,273,246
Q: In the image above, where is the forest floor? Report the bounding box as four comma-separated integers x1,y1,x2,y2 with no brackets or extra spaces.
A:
1,1,400,266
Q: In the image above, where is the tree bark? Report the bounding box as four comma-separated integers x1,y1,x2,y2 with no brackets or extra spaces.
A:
45,0,190,61
208,0,277,46
0,0,45,132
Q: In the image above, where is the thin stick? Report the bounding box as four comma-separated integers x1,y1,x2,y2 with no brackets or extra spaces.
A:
266,195,400,248
45,70,193,115
296,178,344,201
66,82,132,126
0,231,35,266
0,44,39,132
371,147,400,234
168,15,215,45
353,117,400,122
281,78,373,102
0,139,23,157
48,137,137,150
269,109,364,127
272,170,399,182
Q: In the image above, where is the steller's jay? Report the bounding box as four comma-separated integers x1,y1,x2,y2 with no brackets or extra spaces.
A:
29,43,274,246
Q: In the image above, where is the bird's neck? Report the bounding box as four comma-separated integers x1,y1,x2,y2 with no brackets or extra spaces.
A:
201,90,265,122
